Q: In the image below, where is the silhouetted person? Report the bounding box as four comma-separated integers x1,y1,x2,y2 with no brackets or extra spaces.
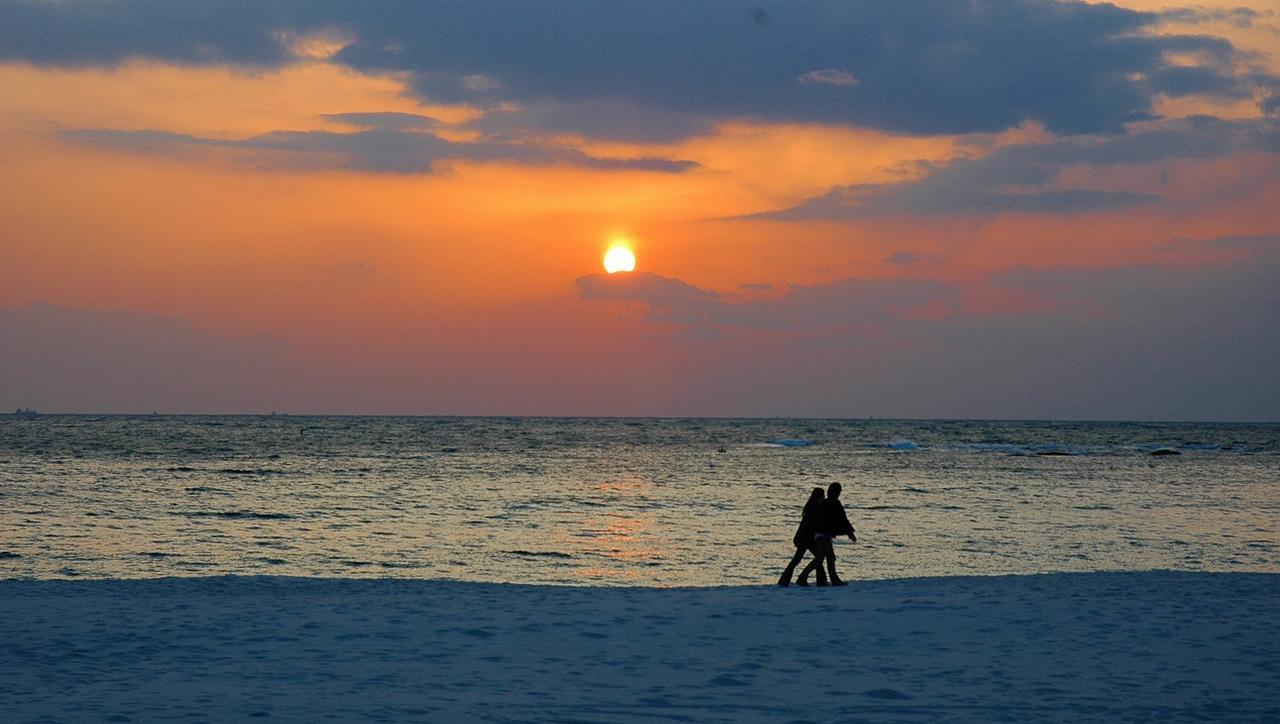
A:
778,487,828,586
797,482,856,586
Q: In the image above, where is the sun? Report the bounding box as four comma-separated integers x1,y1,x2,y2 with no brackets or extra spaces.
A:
603,243,636,274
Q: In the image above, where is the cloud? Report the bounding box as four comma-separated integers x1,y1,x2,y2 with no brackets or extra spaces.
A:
3,1,1277,138
335,260,392,286
752,117,1280,219
1203,232,1280,249
464,99,713,144
886,251,942,266
888,259,1280,420
1159,6,1270,29
575,237,1280,419
798,68,859,87
323,112,441,131
1148,66,1255,99
577,271,959,330
63,121,699,174
578,271,717,306
993,246,1280,322
0,302,294,413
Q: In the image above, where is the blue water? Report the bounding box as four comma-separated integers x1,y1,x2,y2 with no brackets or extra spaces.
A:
1,416,1277,585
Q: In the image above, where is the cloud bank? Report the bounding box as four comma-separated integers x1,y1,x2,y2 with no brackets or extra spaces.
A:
3,0,1277,137
575,238,1280,419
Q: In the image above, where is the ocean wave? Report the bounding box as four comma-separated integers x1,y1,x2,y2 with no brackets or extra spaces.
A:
959,443,1026,454
174,510,295,520
872,439,919,450
509,550,574,559
951,441,1263,456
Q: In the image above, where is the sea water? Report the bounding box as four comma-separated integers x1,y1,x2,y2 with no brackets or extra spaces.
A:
1,416,1276,586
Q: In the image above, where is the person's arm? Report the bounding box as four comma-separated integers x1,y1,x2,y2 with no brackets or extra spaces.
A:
838,505,856,540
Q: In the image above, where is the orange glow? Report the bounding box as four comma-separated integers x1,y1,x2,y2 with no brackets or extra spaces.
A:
2,3,1277,417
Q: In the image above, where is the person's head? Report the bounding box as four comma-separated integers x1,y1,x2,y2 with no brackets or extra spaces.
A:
808,487,824,504
827,482,843,499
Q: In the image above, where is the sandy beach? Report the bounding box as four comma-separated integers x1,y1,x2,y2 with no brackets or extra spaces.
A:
2,571,1276,722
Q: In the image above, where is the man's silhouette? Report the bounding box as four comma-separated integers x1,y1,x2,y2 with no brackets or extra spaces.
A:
797,482,856,586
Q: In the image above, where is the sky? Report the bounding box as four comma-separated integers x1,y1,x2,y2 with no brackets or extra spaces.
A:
1,0,1278,420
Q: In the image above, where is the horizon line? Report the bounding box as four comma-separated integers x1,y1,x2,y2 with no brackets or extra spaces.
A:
5,411,1278,425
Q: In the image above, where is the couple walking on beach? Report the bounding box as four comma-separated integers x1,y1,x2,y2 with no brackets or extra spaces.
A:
778,482,857,586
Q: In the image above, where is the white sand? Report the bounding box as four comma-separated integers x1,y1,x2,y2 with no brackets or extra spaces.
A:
1,572,1276,721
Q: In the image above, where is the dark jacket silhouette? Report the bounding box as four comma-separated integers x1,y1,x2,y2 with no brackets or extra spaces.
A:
778,488,827,586
817,497,854,539
792,493,824,548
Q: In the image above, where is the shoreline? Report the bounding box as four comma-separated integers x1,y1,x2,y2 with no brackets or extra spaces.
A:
3,571,1277,721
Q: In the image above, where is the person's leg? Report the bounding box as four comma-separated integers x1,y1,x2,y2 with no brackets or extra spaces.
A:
778,546,807,586
796,552,822,585
798,539,831,586
826,554,846,585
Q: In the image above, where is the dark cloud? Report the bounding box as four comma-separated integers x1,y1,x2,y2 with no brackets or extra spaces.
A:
752,117,1280,220
575,238,1280,419
1160,6,1269,29
1148,66,1255,99
886,251,943,266
577,272,718,309
577,271,958,330
0,0,296,67
323,112,441,131
993,251,1280,323
0,302,294,413
464,100,712,144
3,1,1276,138
884,260,1280,420
1203,233,1280,249
63,123,698,174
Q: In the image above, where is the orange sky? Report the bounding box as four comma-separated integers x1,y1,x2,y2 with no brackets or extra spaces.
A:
1,0,1277,418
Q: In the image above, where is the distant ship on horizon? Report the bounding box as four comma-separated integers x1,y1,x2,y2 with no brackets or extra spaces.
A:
13,408,39,419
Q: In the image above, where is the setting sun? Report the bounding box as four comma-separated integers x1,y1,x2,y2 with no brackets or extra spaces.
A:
603,244,636,274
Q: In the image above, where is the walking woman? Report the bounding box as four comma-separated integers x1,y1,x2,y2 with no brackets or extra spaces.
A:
777,487,828,586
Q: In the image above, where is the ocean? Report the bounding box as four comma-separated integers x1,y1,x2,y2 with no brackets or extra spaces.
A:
1,416,1276,586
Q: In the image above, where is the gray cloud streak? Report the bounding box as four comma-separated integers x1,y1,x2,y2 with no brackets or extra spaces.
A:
751,117,1280,220
62,122,698,174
